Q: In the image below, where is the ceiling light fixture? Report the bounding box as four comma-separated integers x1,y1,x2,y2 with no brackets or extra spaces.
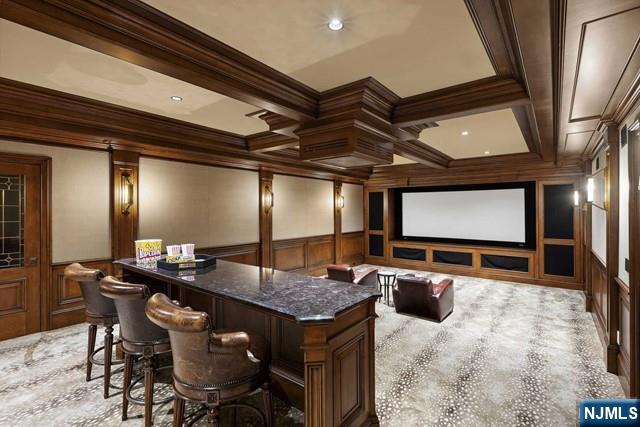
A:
484,151,490,155
170,96,183,102
328,18,344,31
461,131,469,136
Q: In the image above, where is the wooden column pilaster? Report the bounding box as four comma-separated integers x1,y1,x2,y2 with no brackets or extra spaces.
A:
604,124,620,373
111,149,139,260
334,181,343,264
259,170,274,268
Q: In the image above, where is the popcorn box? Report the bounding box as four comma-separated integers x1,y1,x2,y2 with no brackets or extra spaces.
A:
135,239,162,267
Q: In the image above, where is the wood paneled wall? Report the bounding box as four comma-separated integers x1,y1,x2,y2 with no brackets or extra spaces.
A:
49,258,112,329
273,235,335,276
273,232,364,276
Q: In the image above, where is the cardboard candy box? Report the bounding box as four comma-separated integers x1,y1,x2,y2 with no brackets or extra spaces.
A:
135,239,162,266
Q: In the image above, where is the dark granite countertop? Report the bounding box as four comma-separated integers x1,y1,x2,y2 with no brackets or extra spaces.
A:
114,259,381,324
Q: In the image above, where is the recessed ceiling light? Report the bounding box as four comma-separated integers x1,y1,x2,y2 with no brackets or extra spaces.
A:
484,151,490,155
328,19,344,31
170,96,183,102
461,131,469,136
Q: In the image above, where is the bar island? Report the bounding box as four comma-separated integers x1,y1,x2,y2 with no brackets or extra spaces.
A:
115,258,381,427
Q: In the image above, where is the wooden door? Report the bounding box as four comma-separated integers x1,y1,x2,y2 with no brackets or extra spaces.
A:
0,162,41,340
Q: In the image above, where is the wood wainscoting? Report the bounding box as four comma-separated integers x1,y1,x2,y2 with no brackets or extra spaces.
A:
273,232,364,276
50,258,113,329
617,277,631,395
198,242,260,266
341,232,364,266
590,252,608,354
273,235,335,276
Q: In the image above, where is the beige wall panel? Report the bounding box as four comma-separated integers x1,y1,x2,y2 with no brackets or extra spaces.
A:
342,183,364,233
0,140,110,262
138,157,258,248
272,175,334,240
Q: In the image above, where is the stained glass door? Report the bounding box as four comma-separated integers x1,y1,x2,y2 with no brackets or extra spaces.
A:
0,175,25,269
0,161,41,340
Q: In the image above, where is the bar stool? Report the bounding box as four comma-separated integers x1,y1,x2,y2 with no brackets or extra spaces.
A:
145,292,272,427
63,263,122,399
99,276,172,427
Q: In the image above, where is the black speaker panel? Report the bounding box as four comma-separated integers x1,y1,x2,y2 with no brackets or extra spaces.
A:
368,234,384,257
544,184,574,239
544,244,574,277
432,250,473,266
368,192,384,231
480,254,529,272
392,247,426,261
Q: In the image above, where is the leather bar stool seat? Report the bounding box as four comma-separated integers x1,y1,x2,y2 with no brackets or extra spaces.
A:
146,292,272,427
63,263,122,399
99,276,172,427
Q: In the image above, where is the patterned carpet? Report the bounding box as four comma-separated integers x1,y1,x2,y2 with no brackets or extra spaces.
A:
0,266,624,426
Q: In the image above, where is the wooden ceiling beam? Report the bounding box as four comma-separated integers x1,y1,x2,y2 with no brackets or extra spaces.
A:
465,0,525,79
246,132,298,153
392,76,530,127
393,140,450,169
0,0,318,121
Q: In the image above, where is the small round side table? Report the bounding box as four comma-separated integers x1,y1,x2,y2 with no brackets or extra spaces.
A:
377,271,397,306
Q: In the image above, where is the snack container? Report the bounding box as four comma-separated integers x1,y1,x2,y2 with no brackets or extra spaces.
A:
181,243,195,262
166,244,182,263
135,239,162,267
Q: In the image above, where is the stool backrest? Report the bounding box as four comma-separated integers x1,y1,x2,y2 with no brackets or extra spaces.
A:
146,293,257,386
99,276,167,346
63,263,115,317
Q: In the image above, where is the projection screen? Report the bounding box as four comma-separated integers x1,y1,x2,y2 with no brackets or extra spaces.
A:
395,182,536,249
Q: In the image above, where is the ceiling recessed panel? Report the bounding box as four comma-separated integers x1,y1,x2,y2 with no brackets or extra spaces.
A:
570,8,640,121
143,0,495,96
0,19,268,136
563,131,594,156
418,109,528,159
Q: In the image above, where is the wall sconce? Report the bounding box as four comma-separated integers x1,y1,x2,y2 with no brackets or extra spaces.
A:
121,171,134,214
573,190,580,207
336,195,345,209
263,186,274,213
586,177,594,203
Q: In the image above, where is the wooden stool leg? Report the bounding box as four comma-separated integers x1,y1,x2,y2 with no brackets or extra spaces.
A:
172,397,185,427
262,383,273,427
103,325,114,398
206,407,220,427
86,324,97,381
143,355,155,427
122,353,134,421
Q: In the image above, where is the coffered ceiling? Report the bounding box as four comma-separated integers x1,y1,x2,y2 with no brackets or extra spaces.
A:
0,19,268,136
143,0,495,97
5,0,628,172
418,108,528,159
